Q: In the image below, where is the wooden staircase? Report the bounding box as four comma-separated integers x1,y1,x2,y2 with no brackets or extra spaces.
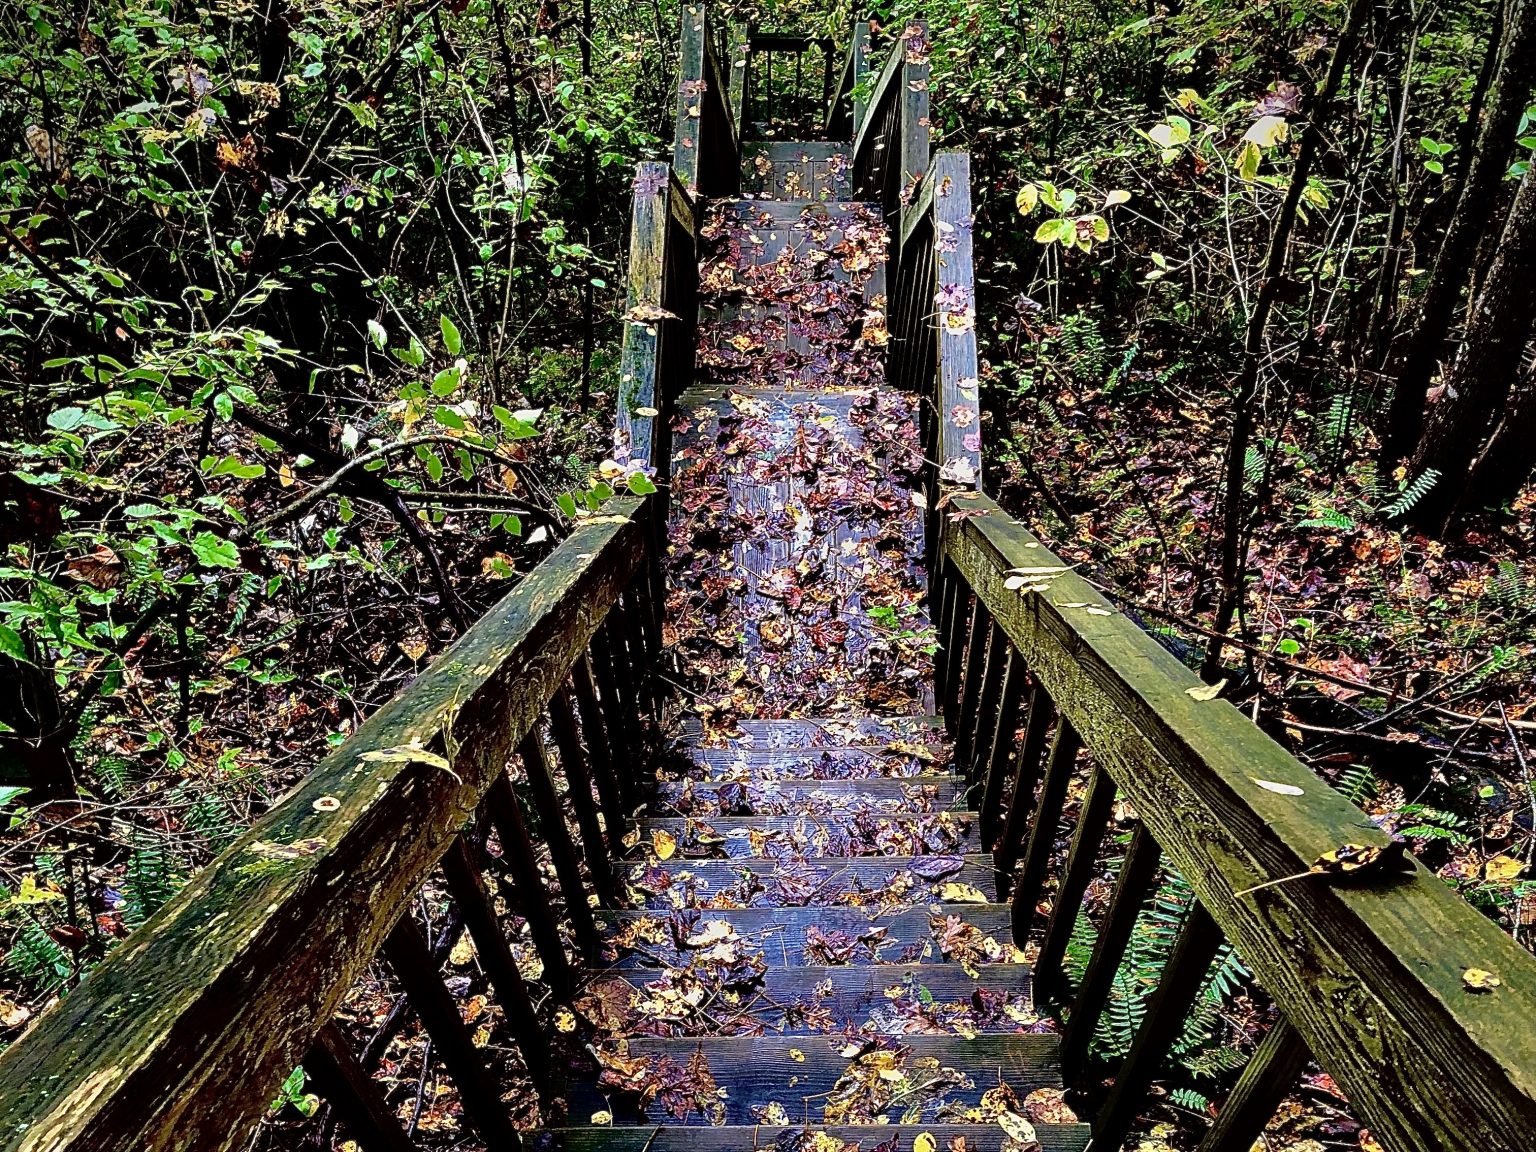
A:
7,14,1536,1152
540,139,1092,1150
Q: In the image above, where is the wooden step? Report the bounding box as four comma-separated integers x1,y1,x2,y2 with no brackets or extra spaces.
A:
741,140,854,200
631,814,982,860
678,715,944,748
596,905,1019,969
617,855,997,910
666,745,952,781
571,1034,1068,1125
652,777,964,817
533,1124,1091,1152
573,963,1035,1036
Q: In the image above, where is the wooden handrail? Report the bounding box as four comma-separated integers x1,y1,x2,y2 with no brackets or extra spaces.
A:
0,498,655,1152
615,160,698,485
851,21,929,216
673,3,740,198
935,491,1536,1151
825,20,872,137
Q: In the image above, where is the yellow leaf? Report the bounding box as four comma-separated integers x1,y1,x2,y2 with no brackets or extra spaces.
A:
789,1047,806,1062
11,874,63,906
940,882,988,903
652,828,678,861
1485,855,1524,882
1463,967,1502,992
1015,184,1039,216
997,1111,1038,1144
555,1008,577,1032
590,1111,613,1126
914,1133,937,1152
1186,679,1227,701
278,462,295,487
1243,114,1290,148
1236,139,1261,182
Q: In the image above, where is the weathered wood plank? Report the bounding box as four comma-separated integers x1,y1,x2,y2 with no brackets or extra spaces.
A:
1034,763,1117,1005
617,855,997,909
0,499,648,1152
631,813,983,858
1195,1017,1311,1152
531,1124,1092,1152
944,491,1536,1150
569,1035,1066,1125
595,905,1016,969
931,152,981,490
1008,722,1082,942
1060,822,1161,1081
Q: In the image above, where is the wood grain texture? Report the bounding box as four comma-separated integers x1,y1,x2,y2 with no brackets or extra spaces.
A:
931,152,981,490
943,491,1536,1151
530,1123,1090,1152
569,1034,1065,1124
0,499,649,1152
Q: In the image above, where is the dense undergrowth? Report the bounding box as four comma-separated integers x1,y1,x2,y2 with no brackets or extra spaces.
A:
3,0,1536,1148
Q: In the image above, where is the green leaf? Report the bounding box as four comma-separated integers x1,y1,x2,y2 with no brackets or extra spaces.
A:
627,472,658,495
431,367,461,396
1237,139,1261,182
191,533,241,569
214,391,234,421
367,319,388,350
417,447,445,483
46,407,85,432
556,491,578,517
440,314,462,355
338,496,354,523
0,625,26,662
433,405,465,430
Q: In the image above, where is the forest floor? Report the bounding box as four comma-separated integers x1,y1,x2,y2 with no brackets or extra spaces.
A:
990,318,1536,951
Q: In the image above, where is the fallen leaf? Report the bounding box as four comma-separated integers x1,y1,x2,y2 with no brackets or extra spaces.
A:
915,1133,938,1152
1484,855,1524,882
939,882,989,903
1253,779,1304,796
1186,679,1227,701
653,828,678,861
997,1111,1038,1145
1463,967,1502,992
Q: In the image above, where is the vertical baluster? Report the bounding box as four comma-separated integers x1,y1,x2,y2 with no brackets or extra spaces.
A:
483,772,571,995
440,835,555,1100
1034,763,1118,1005
993,685,1052,875
962,622,1006,783
548,685,621,906
955,602,991,766
621,585,659,742
1195,1017,1310,1152
1093,902,1224,1152
943,595,976,732
1061,822,1162,1081
977,647,1025,845
587,622,636,811
307,1022,418,1152
517,732,602,959
572,656,628,839
932,562,960,700
382,917,521,1148
1008,718,1081,942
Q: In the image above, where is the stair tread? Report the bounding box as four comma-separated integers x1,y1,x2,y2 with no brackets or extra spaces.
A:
533,1124,1092,1152
616,855,997,909
573,964,1035,1036
652,777,966,818
665,747,955,782
570,1034,1068,1125
679,715,944,748
597,905,1019,969
630,814,982,859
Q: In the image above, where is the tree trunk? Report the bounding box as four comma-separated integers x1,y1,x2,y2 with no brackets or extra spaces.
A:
1202,0,1370,677
1461,358,1536,513
1407,165,1536,530
1379,0,1536,462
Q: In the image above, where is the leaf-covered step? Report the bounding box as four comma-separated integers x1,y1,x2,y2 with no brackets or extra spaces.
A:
652,777,964,817
617,855,997,910
596,906,1020,970
665,745,953,782
572,963,1035,1038
532,1123,1091,1152
677,714,943,749
631,814,981,861
740,141,855,200
573,1034,1067,1126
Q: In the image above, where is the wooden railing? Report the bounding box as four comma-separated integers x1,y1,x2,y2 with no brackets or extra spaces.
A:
0,493,664,1152
739,31,836,139
851,20,930,219
825,20,873,139
672,2,739,199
